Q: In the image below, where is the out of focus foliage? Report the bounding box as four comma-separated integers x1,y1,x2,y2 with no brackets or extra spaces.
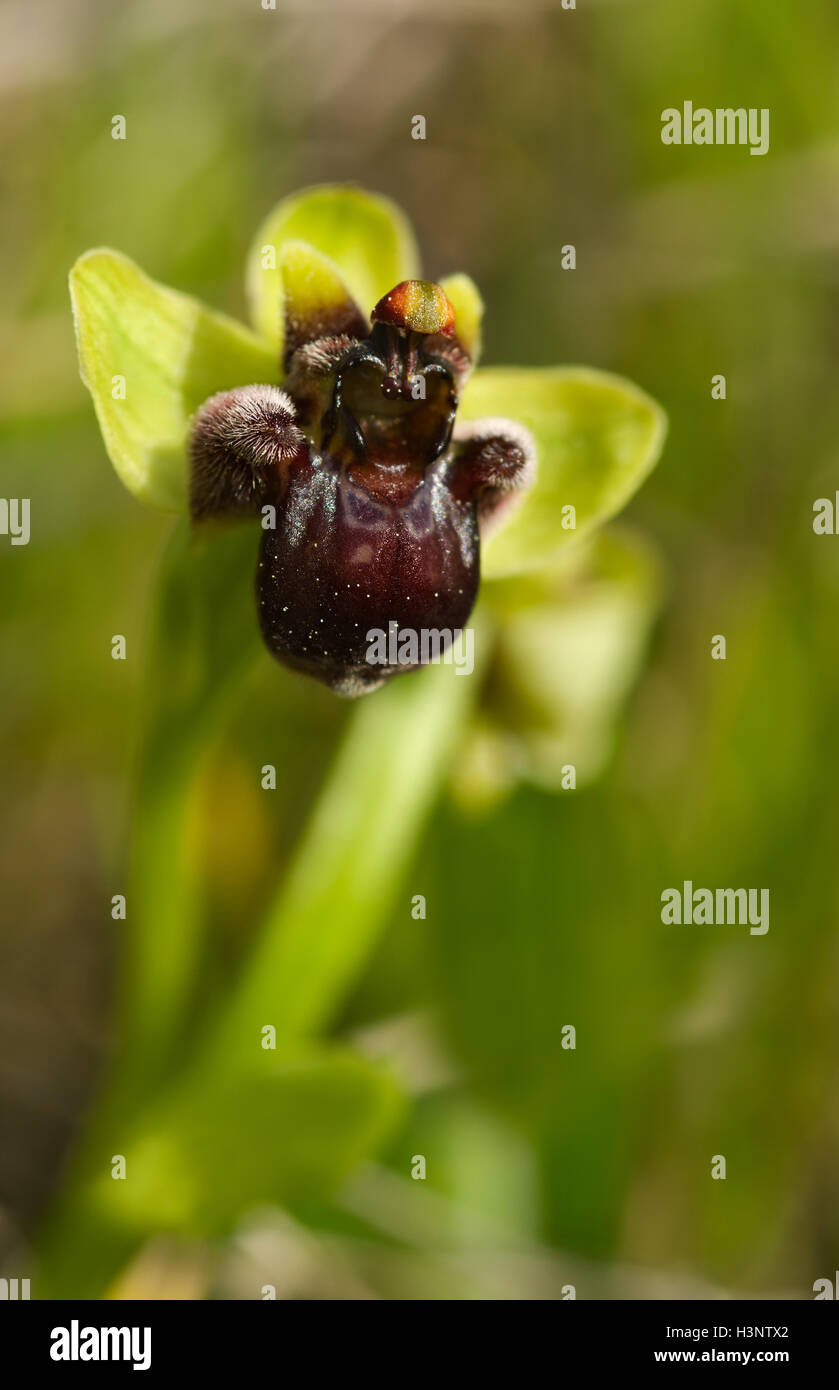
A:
1,0,838,1298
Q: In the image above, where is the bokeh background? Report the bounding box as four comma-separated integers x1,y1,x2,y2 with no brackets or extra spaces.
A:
2,0,839,1298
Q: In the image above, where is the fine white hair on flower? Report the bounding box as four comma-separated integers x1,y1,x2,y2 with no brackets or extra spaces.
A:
452,416,537,536
453,417,537,486
188,384,305,520
291,335,361,377
194,384,303,465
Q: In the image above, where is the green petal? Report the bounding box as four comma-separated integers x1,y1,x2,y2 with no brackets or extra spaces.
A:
246,184,419,350
459,366,667,579
440,272,483,361
280,239,367,359
70,249,276,510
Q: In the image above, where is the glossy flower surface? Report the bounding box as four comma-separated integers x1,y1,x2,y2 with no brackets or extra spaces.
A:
189,261,536,693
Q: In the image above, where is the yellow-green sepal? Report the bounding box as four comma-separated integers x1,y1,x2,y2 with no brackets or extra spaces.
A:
70,249,276,510
461,366,667,579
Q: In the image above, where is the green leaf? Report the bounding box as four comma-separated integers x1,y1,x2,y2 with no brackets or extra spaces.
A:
246,184,420,350
459,367,667,579
70,249,277,510
440,272,484,361
99,1049,404,1238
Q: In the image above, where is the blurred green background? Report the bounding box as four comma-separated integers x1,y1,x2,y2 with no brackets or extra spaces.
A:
2,0,839,1298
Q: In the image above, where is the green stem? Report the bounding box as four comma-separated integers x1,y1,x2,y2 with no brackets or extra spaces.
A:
202,657,474,1074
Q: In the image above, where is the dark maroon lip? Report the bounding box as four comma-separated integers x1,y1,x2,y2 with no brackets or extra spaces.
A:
187,278,534,695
